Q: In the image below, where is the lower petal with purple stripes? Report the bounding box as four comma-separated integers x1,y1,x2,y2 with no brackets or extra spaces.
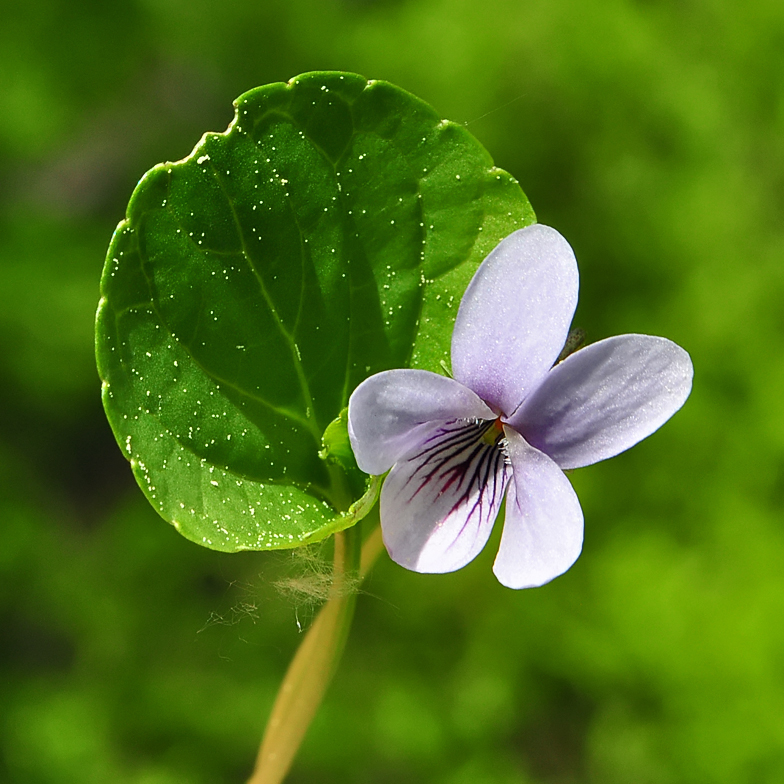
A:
380,419,511,574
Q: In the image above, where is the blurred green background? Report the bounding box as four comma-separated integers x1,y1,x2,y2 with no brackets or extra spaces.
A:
2,0,783,782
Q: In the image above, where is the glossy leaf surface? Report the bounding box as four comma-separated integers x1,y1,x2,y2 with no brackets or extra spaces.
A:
96,72,534,551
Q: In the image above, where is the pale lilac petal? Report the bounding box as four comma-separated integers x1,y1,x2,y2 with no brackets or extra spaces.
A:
380,420,511,573
493,429,584,589
451,224,579,417
348,369,495,475
509,334,693,470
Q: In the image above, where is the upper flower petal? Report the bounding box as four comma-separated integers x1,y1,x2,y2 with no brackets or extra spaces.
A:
451,224,579,416
347,369,495,475
493,428,584,589
380,419,511,574
509,334,693,469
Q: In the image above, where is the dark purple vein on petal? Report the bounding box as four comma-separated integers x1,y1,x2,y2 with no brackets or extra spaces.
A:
402,419,510,548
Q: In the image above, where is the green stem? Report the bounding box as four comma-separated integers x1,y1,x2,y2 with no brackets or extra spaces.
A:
247,521,383,784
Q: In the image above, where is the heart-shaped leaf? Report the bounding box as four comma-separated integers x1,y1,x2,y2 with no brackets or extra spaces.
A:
96,71,534,552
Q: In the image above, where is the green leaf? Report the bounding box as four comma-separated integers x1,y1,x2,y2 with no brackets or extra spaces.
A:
96,71,534,552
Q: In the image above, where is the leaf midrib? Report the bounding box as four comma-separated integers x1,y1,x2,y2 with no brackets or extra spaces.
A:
202,157,322,443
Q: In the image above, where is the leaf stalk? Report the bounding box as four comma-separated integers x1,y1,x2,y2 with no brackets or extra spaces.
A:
247,520,383,784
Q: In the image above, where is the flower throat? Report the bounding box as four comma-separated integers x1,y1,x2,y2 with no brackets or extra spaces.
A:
480,418,505,448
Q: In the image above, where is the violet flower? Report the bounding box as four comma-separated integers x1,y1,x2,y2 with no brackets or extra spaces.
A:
348,225,693,589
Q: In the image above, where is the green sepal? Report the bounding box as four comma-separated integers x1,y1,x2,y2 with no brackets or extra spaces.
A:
319,408,358,472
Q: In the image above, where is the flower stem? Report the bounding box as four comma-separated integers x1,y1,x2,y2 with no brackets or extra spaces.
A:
247,520,383,784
